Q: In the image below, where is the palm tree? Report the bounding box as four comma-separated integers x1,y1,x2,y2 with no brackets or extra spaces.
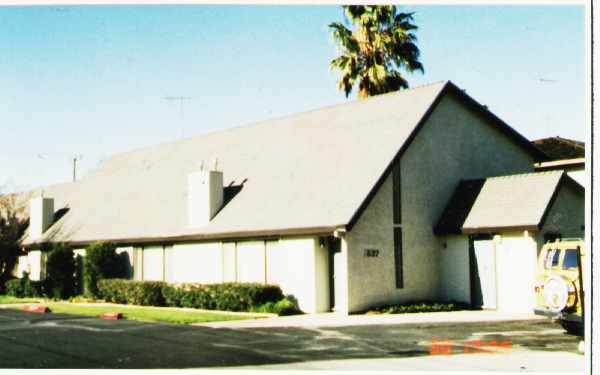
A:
329,6,424,99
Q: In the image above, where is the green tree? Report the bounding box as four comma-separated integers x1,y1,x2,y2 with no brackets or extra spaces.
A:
0,193,28,292
329,5,423,98
45,243,76,299
83,242,126,298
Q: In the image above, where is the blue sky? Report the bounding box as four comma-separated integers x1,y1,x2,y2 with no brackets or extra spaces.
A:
0,4,586,192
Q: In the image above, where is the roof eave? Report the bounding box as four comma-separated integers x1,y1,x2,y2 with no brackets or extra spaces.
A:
461,224,539,235
22,225,346,249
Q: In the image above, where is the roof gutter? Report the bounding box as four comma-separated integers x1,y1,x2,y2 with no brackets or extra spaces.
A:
23,225,346,250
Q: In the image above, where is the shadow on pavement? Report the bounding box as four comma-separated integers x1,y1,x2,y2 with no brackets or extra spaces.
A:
0,309,581,369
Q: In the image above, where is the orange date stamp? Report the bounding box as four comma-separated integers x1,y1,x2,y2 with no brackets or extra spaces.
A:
429,337,511,355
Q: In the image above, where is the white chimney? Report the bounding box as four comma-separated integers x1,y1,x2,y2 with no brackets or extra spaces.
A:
188,161,224,227
29,196,54,241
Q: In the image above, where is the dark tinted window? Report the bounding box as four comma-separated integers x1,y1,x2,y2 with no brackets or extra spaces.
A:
562,249,579,269
552,249,561,267
545,249,561,269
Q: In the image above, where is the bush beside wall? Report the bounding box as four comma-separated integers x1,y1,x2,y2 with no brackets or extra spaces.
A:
83,242,127,298
45,244,76,300
5,272,43,298
161,282,285,312
97,279,292,313
97,279,166,306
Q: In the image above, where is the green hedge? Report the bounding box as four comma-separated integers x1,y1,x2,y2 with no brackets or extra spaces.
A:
83,242,127,298
97,279,286,312
367,301,477,314
5,272,44,298
97,279,165,306
161,282,284,311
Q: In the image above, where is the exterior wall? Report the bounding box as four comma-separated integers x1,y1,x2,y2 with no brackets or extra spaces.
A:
27,250,44,281
344,93,536,313
345,176,396,312
128,236,328,313
16,255,29,278
536,182,585,249
439,235,470,303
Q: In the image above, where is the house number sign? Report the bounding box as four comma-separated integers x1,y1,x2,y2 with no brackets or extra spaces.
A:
364,249,379,257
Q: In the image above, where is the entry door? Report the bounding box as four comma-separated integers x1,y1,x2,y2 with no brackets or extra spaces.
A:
471,240,497,309
328,237,341,311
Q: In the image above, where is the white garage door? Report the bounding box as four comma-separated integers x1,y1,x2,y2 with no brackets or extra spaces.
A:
142,247,164,281
495,237,536,313
236,241,266,283
166,243,222,284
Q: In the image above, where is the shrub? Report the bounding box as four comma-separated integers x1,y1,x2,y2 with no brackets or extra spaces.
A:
73,254,84,295
367,300,477,314
4,278,22,297
83,242,127,298
45,244,76,300
97,279,166,306
5,272,43,298
161,282,285,312
96,279,284,312
252,297,303,316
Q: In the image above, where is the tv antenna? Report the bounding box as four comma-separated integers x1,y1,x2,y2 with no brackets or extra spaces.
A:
164,96,192,138
72,154,83,182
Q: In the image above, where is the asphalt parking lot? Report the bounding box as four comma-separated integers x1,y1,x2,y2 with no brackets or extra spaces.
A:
0,308,584,370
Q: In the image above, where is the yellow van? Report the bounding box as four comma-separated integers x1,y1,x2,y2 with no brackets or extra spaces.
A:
534,238,584,335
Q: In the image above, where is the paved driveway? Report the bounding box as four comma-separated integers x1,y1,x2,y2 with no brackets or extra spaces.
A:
0,309,584,371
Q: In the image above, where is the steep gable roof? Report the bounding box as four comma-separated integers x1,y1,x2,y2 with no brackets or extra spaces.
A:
22,81,547,247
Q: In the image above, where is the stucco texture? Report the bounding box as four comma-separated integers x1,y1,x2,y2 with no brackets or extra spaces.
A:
343,92,536,313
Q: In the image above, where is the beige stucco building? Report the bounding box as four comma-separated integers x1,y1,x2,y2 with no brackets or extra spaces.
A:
14,81,584,314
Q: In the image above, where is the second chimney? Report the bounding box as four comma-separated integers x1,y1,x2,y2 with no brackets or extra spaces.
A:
29,196,54,241
187,164,223,228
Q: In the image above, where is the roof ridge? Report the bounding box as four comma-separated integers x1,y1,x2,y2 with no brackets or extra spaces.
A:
100,80,449,164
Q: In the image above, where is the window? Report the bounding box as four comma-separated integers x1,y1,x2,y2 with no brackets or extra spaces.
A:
544,249,561,269
394,227,403,288
562,249,579,269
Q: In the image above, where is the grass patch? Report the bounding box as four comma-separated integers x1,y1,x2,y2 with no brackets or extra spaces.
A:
0,295,43,304
366,301,478,315
41,303,263,324
3,298,264,324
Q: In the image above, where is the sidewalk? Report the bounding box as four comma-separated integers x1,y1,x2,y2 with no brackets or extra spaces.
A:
194,309,547,329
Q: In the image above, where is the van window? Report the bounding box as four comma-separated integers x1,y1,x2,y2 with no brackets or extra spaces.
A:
545,249,561,269
562,249,579,269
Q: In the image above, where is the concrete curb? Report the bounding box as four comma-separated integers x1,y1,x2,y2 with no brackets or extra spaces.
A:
0,302,275,318
194,311,549,329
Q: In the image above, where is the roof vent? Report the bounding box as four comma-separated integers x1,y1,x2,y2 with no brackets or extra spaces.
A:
187,159,223,227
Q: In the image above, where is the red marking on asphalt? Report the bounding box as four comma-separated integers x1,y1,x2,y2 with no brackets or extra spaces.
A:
22,305,51,313
100,312,123,320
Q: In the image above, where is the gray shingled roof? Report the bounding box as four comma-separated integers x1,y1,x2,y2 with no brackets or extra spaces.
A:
24,81,448,246
436,171,579,235
19,80,546,246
